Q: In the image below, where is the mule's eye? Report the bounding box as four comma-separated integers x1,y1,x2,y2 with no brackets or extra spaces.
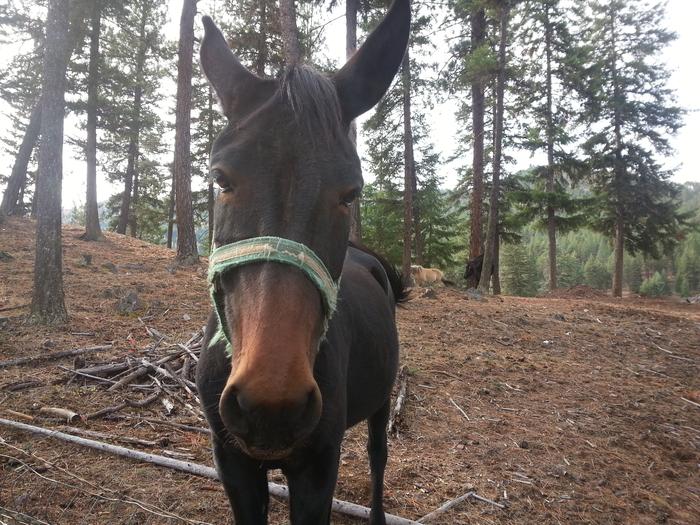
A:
212,169,232,193
340,189,360,208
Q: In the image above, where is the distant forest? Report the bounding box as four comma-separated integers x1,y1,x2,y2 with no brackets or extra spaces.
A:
1,0,698,324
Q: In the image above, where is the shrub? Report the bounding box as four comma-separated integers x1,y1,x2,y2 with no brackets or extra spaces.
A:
639,272,670,297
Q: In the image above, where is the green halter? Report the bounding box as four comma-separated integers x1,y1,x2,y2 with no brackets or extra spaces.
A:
207,236,340,356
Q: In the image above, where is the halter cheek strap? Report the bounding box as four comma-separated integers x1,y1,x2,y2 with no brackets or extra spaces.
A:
207,236,340,357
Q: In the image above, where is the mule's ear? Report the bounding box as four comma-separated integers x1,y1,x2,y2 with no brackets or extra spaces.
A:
200,16,266,118
333,0,410,122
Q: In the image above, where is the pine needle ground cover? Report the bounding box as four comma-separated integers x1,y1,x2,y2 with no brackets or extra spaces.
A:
1,217,698,524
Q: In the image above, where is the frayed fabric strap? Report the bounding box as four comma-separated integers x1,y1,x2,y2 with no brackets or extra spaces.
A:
207,237,340,356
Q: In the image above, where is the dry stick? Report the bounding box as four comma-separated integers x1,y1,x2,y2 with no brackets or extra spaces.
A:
86,392,161,420
107,351,183,392
388,366,408,435
0,345,113,369
57,426,165,448
2,380,43,392
449,397,470,421
0,418,421,525
74,361,131,377
418,491,505,523
0,506,51,525
681,397,700,409
138,416,209,435
38,407,80,423
181,356,191,381
0,303,30,313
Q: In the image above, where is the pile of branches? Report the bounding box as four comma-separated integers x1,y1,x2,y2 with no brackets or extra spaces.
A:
65,329,205,422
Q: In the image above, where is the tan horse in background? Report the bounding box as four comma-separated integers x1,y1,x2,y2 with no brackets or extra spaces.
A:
410,265,445,286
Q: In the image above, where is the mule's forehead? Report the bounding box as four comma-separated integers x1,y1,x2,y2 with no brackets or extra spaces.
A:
210,101,362,189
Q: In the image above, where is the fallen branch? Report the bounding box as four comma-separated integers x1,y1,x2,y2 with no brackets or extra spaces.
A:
107,351,183,392
418,490,505,522
449,397,470,421
2,380,43,392
86,392,161,420
58,426,168,448
681,396,700,409
0,417,421,525
38,407,80,423
0,345,113,369
388,365,408,435
0,303,30,313
117,415,209,435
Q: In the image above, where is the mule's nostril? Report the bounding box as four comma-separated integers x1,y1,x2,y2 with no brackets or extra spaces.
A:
220,386,250,437
293,387,321,438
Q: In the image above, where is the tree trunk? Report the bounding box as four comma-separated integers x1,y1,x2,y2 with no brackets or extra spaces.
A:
207,88,215,250
346,0,362,242
255,1,269,76
492,229,501,294
167,176,175,249
31,0,70,324
82,0,103,241
279,0,301,66
173,0,199,264
544,5,556,290
478,4,508,294
130,168,139,237
117,2,148,236
411,164,424,265
610,4,624,297
401,50,416,280
468,6,486,286
613,212,624,296
1,101,42,216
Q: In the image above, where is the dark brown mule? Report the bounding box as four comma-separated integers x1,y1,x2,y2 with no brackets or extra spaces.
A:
195,1,410,523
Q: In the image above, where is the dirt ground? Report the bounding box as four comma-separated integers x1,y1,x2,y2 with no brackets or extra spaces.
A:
1,217,699,524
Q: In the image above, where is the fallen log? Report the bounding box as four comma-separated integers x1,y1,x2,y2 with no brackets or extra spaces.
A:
388,365,408,435
0,417,420,525
0,345,113,369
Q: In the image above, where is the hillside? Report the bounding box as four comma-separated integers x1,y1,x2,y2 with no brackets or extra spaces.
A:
1,217,699,524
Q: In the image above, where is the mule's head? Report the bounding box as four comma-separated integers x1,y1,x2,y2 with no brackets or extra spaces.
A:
201,0,410,460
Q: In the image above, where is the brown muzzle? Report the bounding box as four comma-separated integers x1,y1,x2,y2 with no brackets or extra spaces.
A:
218,265,323,459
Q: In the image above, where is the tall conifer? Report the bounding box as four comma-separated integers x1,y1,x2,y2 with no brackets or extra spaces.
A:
577,0,685,296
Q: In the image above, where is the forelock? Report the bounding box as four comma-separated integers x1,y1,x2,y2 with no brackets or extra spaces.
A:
280,65,343,146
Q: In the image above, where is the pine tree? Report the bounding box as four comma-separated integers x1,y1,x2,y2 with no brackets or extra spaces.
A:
510,0,587,290
501,241,538,296
31,0,71,324
478,0,510,294
220,0,284,76
361,0,456,271
445,1,492,274
173,0,199,263
577,0,686,297
80,0,103,240
99,0,169,242
1,1,88,217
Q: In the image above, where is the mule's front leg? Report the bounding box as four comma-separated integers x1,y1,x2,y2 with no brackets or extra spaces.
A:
367,400,390,525
212,436,269,525
284,444,341,525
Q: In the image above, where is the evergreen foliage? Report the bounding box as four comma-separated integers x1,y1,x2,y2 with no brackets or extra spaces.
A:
576,0,687,295
639,271,670,297
501,241,539,296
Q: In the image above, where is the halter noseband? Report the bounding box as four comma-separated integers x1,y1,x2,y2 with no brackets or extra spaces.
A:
207,236,340,356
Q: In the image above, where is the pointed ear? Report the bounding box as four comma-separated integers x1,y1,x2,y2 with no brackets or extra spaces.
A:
333,0,410,122
200,16,271,119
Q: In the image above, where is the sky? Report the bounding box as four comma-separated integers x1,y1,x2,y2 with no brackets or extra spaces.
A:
0,0,698,210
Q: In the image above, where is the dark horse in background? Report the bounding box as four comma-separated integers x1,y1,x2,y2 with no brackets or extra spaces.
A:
464,254,495,288
195,1,411,524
